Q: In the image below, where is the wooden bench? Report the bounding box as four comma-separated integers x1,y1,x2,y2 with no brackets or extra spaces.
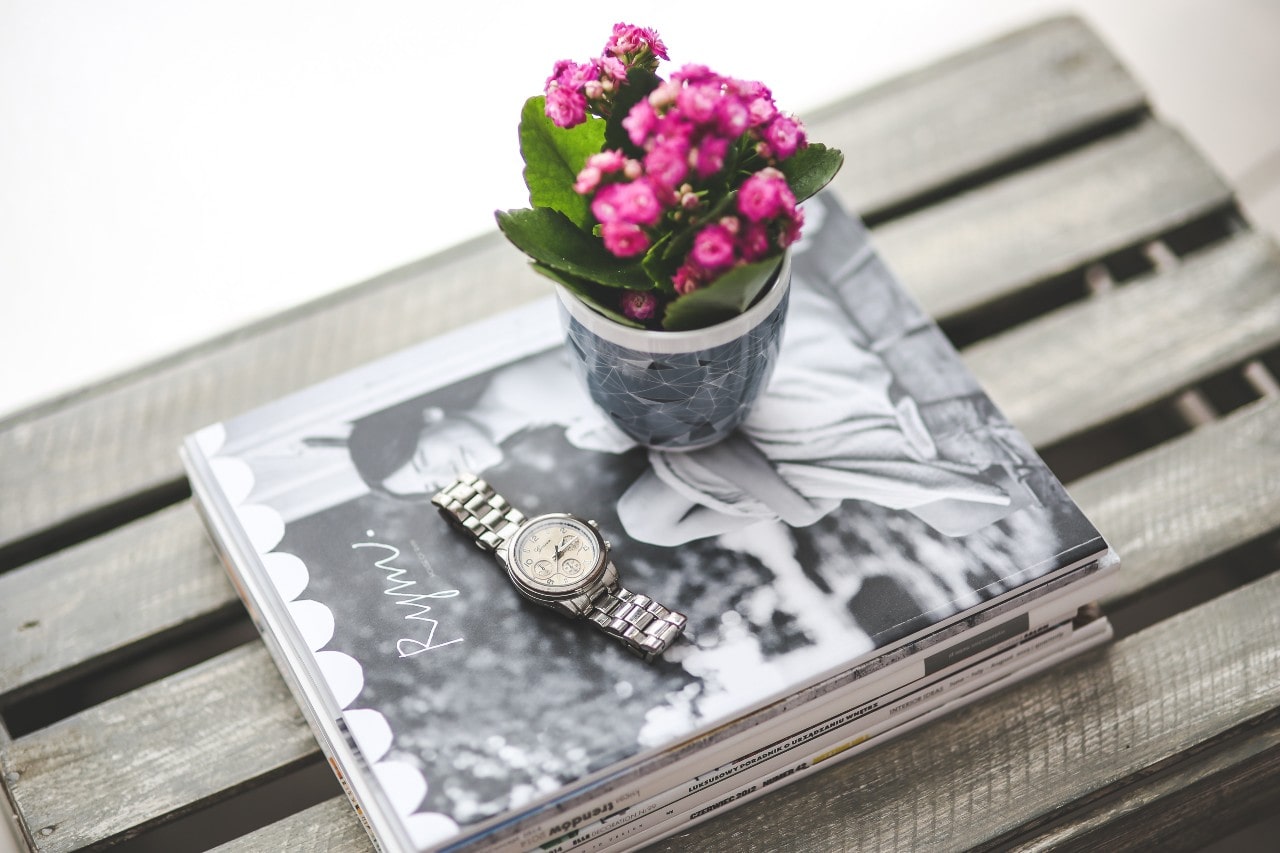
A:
3,15,1278,851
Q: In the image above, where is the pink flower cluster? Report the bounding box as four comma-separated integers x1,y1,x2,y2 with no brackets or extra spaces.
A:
545,24,810,323
544,23,667,129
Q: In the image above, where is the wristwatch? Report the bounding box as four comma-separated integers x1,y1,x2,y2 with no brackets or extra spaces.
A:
431,473,687,661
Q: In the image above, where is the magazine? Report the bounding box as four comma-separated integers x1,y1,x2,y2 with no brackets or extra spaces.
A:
543,610,1111,853
181,193,1112,852
569,612,1113,853
500,564,1112,852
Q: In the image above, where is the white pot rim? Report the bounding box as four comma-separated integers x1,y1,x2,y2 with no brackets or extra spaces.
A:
555,250,792,355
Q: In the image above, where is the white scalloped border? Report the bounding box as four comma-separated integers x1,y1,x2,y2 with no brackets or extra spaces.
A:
197,424,459,849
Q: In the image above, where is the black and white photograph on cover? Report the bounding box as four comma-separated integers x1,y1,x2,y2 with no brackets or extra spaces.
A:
218,193,1103,833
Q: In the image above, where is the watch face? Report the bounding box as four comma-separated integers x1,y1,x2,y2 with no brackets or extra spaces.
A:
507,515,605,598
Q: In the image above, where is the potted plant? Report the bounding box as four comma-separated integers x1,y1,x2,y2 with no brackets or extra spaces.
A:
497,23,843,449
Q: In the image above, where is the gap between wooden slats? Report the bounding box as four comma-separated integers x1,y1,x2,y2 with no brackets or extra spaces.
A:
0,15,1158,561
1070,387,1280,615
0,118,1231,570
3,395,1279,850
1013,712,1280,852
650,568,1280,852
4,227,1277,729
208,799,368,853
2,645,317,853
873,120,1231,322
204,559,1280,853
814,13,1147,217
0,504,234,700
965,229,1280,449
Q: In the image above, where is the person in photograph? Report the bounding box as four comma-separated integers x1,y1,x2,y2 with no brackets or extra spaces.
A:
615,280,1020,545
345,272,1020,546
346,348,634,500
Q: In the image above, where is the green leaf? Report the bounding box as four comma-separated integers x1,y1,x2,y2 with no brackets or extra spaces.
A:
530,263,643,328
495,207,655,290
519,96,606,229
779,144,844,203
661,256,783,331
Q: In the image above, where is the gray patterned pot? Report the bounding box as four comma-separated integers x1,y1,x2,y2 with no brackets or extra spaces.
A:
557,252,791,450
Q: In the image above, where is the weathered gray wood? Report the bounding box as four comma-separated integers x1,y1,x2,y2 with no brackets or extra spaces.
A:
0,16,1270,853
209,798,369,853
1013,714,1280,852
0,15,1157,556
965,231,1280,448
1077,396,1280,612
3,237,1271,707
0,235,538,555
0,503,235,696
5,380,1275,847
875,120,1232,322
3,644,315,853
818,14,1147,213
652,568,1280,852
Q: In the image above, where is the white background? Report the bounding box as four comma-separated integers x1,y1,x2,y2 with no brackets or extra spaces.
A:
3,1,1277,423
2,3,1279,850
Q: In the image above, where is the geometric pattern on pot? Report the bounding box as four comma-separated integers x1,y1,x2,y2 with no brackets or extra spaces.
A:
557,252,792,450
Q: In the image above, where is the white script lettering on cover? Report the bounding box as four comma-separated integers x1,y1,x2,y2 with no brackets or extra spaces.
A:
352,541,464,656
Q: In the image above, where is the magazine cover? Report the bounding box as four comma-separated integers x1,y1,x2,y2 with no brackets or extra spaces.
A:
181,193,1109,852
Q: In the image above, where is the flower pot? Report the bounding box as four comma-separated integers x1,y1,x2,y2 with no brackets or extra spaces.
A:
556,251,792,450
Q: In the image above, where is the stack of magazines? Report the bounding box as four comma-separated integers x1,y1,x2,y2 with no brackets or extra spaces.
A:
181,194,1117,853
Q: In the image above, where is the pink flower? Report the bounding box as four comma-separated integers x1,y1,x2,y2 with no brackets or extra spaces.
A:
764,115,806,160
737,169,787,222
691,135,729,179
623,100,658,147
672,262,704,295
593,179,662,226
545,86,587,128
739,81,777,126
601,221,650,257
691,223,737,270
739,222,771,261
549,59,596,91
587,150,627,172
717,96,750,137
617,179,662,225
595,55,628,86
621,289,659,320
644,137,690,190
606,23,668,62
574,166,603,195
780,206,805,247
677,82,720,124
672,64,715,84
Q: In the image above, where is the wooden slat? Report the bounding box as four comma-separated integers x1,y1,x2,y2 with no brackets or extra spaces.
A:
653,567,1280,852
0,15,1152,555
210,798,368,853
876,120,1231,321
0,503,235,697
0,121,1227,560
966,230,1280,448
1076,396,1280,611
0,237,537,556
817,14,1146,213
1013,716,1280,851
4,233,1269,703
3,644,315,853
6,397,1276,849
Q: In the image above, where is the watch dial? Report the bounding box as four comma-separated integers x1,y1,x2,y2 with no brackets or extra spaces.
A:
510,516,602,594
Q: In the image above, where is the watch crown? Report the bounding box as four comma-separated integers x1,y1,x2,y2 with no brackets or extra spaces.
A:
604,540,612,551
